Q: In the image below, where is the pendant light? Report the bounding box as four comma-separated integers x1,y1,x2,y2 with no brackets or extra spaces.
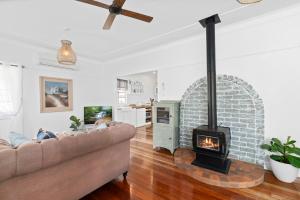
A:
237,0,262,4
57,40,77,65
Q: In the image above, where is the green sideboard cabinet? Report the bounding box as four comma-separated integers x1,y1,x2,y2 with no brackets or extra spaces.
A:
152,100,180,154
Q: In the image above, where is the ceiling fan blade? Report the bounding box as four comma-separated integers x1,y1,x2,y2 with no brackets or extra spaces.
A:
121,9,153,23
75,0,110,9
103,14,117,30
112,0,126,7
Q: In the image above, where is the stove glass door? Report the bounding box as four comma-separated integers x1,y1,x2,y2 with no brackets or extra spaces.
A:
197,135,220,151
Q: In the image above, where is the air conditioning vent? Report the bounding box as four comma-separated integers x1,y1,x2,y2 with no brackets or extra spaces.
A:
37,52,78,70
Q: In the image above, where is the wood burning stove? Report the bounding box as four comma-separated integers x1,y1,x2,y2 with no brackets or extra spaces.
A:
191,14,231,174
192,126,231,174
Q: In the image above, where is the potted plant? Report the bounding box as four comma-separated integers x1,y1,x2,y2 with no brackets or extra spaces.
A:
261,136,300,183
69,115,82,131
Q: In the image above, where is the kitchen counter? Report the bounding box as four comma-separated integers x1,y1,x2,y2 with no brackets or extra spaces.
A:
116,106,149,127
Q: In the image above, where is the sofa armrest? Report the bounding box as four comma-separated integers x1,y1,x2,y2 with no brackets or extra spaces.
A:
109,123,136,144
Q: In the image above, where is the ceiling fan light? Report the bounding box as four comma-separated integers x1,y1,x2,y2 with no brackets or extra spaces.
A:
237,0,262,4
57,40,77,65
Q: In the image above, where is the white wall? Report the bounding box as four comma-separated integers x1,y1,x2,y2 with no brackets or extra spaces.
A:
0,39,105,139
120,72,157,105
106,5,300,147
158,63,204,100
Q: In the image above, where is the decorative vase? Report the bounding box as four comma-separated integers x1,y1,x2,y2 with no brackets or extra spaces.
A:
270,157,299,183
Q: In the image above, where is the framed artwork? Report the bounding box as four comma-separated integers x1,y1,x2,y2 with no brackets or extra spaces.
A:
40,76,73,113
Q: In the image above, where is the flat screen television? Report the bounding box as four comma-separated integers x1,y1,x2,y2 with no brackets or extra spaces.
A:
84,106,113,125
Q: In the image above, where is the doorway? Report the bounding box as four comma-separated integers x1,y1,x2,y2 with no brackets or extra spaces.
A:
116,71,158,143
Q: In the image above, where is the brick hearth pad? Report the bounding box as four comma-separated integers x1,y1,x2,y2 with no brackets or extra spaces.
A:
174,148,265,188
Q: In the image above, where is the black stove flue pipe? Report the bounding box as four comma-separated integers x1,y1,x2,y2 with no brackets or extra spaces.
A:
199,14,221,130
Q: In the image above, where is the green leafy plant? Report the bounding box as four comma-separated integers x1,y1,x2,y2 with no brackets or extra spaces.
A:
261,136,300,168
69,115,81,131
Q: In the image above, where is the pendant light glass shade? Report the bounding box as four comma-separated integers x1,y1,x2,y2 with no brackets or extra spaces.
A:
57,40,77,65
237,0,262,4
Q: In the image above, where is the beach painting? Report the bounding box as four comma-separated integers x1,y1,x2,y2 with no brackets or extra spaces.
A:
40,77,73,112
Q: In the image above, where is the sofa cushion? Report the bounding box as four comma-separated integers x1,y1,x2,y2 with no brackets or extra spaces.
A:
76,129,113,156
108,123,136,145
0,145,10,151
0,149,16,182
16,143,42,176
41,138,62,168
59,135,79,161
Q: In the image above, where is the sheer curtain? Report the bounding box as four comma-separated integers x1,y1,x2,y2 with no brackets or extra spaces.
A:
0,63,23,119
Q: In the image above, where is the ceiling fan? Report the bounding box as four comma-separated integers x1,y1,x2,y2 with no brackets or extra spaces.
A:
75,0,153,30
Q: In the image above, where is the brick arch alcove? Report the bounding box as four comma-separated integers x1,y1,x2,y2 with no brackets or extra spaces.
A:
180,75,265,165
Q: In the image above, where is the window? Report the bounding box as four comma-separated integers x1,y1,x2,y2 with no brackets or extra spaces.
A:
0,63,22,119
117,79,128,105
117,79,128,90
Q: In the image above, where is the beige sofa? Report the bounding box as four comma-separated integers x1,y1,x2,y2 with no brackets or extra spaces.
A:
0,123,136,200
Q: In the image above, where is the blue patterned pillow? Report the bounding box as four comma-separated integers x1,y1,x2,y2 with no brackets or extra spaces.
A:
8,132,31,148
37,129,57,141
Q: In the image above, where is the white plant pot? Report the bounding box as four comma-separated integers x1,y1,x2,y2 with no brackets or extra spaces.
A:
270,157,299,183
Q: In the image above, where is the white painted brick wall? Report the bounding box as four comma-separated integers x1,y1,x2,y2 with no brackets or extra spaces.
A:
180,75,265,166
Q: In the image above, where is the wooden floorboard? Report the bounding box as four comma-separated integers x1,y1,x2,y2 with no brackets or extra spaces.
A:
82,126,300,200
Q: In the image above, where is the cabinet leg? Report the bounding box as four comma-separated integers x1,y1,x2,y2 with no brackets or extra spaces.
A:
171,148,177,156
123,171,128,179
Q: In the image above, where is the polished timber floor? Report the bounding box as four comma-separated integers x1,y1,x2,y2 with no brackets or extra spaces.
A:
82,126,300,200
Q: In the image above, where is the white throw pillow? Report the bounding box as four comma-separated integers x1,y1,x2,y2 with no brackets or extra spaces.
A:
96,123,107,130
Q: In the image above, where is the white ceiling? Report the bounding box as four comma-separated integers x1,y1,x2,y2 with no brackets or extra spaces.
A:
0,0,299,62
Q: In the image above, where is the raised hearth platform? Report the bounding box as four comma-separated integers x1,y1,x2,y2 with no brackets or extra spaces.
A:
174,148,264,188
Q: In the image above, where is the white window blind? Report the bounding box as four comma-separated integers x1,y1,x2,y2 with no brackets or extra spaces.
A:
0,63,23,119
